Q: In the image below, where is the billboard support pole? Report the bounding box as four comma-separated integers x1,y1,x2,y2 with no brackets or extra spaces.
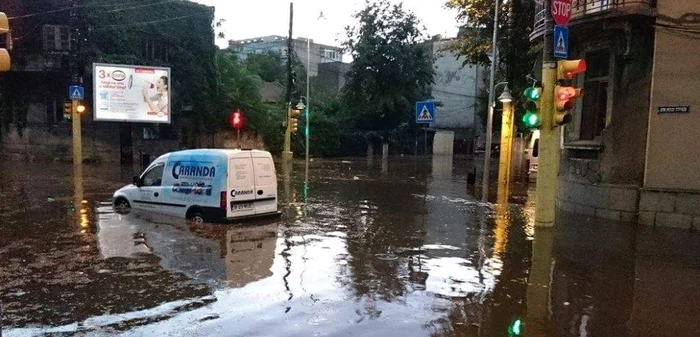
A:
72,99,82,165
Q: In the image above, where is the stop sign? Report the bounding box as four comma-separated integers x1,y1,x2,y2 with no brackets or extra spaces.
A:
551,0,572,26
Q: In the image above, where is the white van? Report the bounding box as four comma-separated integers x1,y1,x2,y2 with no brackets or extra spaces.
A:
112,149,279,223
525,130,540,182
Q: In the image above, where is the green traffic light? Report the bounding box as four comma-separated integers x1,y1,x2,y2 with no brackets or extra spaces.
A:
523,112,539,127
507,318,523,336
524,87,541,101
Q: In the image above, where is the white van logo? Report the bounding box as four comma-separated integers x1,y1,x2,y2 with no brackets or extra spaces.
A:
230,189,254,198
172,161,216,179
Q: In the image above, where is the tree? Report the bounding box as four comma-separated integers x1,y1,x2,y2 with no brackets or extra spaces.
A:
210,50,264,130
342,0,434,152
445,0,537,132
244,51,285,83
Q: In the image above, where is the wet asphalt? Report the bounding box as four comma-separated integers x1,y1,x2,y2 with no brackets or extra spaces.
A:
1,156,700,337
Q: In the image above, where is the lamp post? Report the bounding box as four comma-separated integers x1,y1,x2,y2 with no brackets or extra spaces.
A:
482,0,502,202
497,85,514,204
482,79,508,201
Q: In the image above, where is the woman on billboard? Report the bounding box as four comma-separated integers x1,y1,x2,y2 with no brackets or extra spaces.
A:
141,76,169,116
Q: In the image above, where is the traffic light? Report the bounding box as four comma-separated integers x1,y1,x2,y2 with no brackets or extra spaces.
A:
554,59,586,127
289,107,300,133
230,110,243,129
76,103,86,114
521,86,541,129
554,86,581,126
507,318,523,336
0,12,11,71
63,101,72,121
557,59,586,80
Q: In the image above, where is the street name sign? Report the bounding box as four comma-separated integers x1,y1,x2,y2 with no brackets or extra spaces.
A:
552,0,572,26
415,101,435,124
68,85,85,101
658,106,690,114
554,25,569,59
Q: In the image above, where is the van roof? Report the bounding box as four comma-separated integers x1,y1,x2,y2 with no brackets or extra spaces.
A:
156,148,270,159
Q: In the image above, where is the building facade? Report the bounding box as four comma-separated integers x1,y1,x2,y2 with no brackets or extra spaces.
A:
229,36,343,77
530,0,700,228
429,39,488,155
0,0,217,164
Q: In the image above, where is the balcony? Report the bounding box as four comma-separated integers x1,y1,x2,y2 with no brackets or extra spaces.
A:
530,0,656,40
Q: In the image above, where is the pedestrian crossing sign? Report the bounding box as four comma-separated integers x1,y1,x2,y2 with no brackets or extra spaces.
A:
554,25,569,59
415,101,435,123
68,85,85,101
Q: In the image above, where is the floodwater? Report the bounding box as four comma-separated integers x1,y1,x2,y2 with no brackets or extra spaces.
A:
1,156,699,337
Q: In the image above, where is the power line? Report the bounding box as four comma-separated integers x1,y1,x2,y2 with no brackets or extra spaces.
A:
8,0,185,20
92,12,212,31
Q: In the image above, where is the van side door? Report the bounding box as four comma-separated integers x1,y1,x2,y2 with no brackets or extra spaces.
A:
133,163,165,214
228,154,256,218
252,156,277,215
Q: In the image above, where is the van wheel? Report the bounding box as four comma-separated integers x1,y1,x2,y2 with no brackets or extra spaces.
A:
187,210,205,224
114,198,131,214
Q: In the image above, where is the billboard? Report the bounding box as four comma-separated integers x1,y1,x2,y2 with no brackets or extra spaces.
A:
93,63,171,124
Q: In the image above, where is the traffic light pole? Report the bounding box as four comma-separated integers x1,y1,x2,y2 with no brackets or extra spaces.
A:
534,64,558,227
534,2,559,227
283,2,294,166
283,105,293,164
72,99,82,165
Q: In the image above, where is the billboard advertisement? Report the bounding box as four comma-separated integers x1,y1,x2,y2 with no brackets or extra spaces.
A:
93,63,171,124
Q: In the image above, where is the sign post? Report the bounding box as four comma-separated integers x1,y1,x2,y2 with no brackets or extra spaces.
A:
415,101,435,155
69,85,85,165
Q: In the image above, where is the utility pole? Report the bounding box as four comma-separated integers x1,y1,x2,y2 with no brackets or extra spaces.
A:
282,2,294,165
535,0,558,227
305,36,310,184
482,0,500,202
70,0,82,166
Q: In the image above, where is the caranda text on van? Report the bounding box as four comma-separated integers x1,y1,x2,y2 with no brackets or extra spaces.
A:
172,162,216,179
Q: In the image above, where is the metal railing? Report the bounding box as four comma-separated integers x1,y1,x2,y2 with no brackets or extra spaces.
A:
531,0,655,40
571,0,654,17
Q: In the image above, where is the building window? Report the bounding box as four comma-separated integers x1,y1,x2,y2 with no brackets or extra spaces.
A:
322,49,339,61
43,25,71,51
579,49,610,140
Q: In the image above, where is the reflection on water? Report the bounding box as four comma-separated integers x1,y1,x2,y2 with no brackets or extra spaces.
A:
96,211,278,289
2,157,700,336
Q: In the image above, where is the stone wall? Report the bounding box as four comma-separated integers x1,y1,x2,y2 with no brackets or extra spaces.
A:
638,190,700,230
557,176,639,223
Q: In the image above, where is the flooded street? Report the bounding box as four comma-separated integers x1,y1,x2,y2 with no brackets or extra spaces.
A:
2,156,700,337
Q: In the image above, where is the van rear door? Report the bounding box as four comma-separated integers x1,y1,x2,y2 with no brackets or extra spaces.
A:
227,153,256,218
252,155,277,215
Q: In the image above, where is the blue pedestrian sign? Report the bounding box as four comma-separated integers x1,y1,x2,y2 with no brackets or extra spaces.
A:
69,85,85,101
554,25,569,59
415,101,435,124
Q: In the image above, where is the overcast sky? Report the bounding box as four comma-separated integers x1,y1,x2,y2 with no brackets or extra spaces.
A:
192,0,461,53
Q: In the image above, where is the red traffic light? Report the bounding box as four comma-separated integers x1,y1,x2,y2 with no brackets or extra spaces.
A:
229,110,243,129
557,59,587,80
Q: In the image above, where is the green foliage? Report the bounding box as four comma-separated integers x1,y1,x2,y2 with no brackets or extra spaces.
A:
211,50,264,129
244,51,284,83
83,0,218,132
291,90,346,157
342,0,434,146
445,0,537,133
